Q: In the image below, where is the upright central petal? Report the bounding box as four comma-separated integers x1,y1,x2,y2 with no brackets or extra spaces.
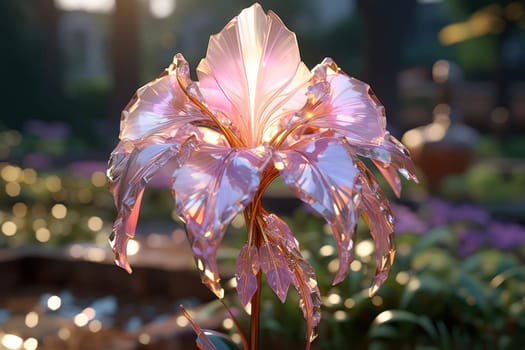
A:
197,3,311,146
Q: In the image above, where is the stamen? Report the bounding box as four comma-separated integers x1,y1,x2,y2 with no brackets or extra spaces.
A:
176,74,242,147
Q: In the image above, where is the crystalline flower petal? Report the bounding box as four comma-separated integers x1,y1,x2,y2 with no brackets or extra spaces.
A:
236,244,260,306
300,58,386,145
197,3,310,145
354,133,418,197
119,54,208,142
356,163,397,296
107,131,192,272
275,137,360,284
172,143,271,297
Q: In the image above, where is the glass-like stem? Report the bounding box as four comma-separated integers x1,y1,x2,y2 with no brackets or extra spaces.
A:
246,169,277,350
250,270,262,350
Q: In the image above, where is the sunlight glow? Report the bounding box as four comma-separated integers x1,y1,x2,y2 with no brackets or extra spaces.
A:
439,5,505,45
149,0,176,19
54,0,115,13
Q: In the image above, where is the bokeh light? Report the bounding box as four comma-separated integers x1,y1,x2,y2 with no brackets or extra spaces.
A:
90,171,107,187
23,337,38,350
87,216,103,231
25,311,39,328
1,334,23,350
47,295,62,310
51,204,67,219
2,221,17,236
35,227,51,242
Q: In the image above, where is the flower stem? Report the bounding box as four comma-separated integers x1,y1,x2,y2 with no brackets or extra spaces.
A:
250,270,262,350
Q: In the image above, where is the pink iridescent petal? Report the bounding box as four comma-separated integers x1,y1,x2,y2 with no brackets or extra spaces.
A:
353,133,418,197
119,54,208,142
357,163,396,296
260,212,320,349
302,58,386,145
275,137,360,284
236,244,260,306
172,143,271,297
107,133,190,272
197,3,310,145
259,241,292,303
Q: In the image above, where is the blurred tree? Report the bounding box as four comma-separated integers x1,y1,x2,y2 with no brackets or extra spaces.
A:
110,0,140,122
357,0,417,136
0,1,41,129
37,0,63,103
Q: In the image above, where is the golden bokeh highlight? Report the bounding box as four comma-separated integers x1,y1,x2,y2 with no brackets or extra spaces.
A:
5,182,21,197
25,311,39,328
2,221,17,236
91,171,107,187
23,337,38,350
35,227,51,243
87,216,103,231
51,204,68,219
138,333,151,345
57,328,71,340
32,218,47,230
45,175,62,193
1,165,22,182
88,320,102,333
12,202,28,218
22,168,38,184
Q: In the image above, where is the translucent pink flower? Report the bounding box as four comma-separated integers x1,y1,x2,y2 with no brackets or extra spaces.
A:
107,3,417,347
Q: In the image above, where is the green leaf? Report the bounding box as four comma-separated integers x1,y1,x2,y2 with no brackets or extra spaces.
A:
410,227,452,257
369,310,438,341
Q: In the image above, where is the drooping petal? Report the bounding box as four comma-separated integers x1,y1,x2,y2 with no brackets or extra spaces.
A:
275,137,361,284
298,57,387,145
236,244,260,307
356,162,397,296
197,3,311,145
119,54,208,142
259,241,292,303
354,133,419,197
172,143,271,297
107,132,191,272
260,212,321,349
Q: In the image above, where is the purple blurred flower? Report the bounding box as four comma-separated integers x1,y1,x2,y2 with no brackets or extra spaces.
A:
391,203,428,234
24,120,71,140
457,227,487,256
68,161,107,177
22,152,53,169
426,198,455,227
487,221,525,250
450,204,490,225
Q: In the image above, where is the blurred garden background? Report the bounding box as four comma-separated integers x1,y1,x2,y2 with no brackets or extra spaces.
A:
0,0,524,349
